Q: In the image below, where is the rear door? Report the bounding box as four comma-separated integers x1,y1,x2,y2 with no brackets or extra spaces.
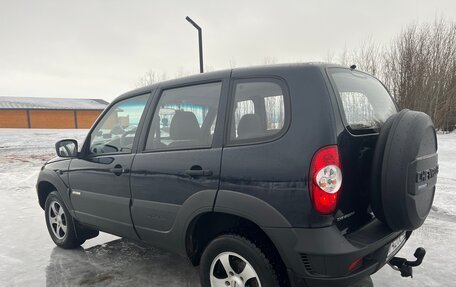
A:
130,78,228,245
326,68,398,231
69,94,149,238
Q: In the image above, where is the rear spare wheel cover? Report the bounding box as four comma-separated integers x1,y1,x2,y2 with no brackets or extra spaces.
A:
373,109,438,231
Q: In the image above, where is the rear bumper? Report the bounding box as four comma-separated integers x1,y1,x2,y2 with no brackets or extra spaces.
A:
264,219,410,287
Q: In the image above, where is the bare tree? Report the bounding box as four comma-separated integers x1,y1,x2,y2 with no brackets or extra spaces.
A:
263,56,277,65
332,18,456,131
336,39,383,76
136,70,167,87
383,18,456,131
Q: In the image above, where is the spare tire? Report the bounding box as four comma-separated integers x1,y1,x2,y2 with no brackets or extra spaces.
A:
370,109,438,231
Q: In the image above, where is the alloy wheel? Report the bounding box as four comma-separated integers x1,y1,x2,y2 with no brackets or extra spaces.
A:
48,201,67,240
210,252,261,287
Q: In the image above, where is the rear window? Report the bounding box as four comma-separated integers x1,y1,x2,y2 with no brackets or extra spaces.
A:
329,68,397,131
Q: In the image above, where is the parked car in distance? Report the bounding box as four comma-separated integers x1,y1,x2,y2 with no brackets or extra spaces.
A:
37,63,438,287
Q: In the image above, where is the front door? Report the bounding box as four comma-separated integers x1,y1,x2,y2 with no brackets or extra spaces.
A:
130,81,226,245
69,94,149,238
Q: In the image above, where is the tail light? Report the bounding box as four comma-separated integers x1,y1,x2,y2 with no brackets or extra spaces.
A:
348,257,363,272
309,145,342,214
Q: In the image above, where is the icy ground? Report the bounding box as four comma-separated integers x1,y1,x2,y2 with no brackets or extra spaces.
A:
0,129,455,286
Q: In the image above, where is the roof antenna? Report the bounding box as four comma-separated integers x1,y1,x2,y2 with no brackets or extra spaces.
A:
350,64,357,70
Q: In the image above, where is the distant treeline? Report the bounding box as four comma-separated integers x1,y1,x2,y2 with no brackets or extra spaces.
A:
333,18,456,131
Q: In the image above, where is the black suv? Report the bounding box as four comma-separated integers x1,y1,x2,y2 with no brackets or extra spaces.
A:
37,64,438,287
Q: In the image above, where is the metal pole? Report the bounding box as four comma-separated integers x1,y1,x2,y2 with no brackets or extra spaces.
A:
198,27,203,73
185,16,204,73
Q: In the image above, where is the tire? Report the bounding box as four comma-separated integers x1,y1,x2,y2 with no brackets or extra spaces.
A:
45,191,86,249
199,234,279,287
370,109,438,231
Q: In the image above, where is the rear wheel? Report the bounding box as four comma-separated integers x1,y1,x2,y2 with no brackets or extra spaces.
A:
200,234,279,287
45,191,85,249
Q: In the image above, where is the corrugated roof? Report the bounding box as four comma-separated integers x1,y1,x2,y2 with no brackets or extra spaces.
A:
0,96,109,110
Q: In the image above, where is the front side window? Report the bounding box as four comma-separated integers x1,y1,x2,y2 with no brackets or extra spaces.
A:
89,94,148,155
145,82,222,150
229,81,286,142
329,68,397,131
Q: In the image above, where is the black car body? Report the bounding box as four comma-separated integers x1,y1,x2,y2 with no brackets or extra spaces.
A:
37,63,438,287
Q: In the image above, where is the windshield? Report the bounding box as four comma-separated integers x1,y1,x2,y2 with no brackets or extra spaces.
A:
329,68,397,131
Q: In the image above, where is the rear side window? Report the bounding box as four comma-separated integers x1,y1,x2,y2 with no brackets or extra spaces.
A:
234,99,255,132
329,68,397,131
229,80,287,143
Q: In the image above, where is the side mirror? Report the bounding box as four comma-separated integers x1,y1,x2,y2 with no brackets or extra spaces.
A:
55,139,78,158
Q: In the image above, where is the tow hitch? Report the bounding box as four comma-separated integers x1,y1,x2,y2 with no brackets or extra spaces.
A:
388,247,426,278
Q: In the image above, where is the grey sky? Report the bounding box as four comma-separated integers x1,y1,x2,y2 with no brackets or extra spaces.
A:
1,0,455,101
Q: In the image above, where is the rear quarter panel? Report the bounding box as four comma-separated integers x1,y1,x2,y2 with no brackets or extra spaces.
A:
218,65,337,228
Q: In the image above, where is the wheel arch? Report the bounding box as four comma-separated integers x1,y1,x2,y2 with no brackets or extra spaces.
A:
213,190,292,228
185,211,290,285
37,169,73,213
184,190,293,284
37,181,57,209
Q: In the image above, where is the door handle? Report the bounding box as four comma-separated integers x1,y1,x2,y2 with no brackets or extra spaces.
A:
110,164,128,176
184,166,213,177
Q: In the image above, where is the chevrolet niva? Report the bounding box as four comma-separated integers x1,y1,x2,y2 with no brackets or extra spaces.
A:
37,63,438,287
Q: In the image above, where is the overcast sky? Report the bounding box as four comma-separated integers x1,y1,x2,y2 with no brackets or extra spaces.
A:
1,0,455,101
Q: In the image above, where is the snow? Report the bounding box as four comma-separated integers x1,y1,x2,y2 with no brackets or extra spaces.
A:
372,132,456,286
0,129,455,286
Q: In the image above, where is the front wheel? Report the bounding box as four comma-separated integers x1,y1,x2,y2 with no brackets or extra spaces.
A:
45,191,85,249
199,234,279,287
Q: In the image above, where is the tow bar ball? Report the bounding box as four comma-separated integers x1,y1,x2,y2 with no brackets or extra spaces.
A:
388,247,426,278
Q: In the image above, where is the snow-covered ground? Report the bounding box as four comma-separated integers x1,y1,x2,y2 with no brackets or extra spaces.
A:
372,132,456,287
0,129,454,286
